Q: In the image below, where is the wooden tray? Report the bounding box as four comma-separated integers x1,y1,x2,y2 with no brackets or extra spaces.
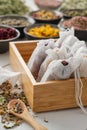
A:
9,40,87,112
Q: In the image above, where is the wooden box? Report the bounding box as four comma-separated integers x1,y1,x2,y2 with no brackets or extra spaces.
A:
10,41,87,112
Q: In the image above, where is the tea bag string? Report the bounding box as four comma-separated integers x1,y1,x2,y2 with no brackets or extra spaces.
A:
74,68,87,114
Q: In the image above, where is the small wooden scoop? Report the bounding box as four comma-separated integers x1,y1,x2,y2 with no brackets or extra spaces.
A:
8,99,48,130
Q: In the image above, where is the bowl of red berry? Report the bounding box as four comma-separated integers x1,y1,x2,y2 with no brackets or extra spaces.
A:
0,25,20,53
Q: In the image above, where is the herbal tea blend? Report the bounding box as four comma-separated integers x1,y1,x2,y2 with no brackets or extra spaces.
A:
0,81,29,129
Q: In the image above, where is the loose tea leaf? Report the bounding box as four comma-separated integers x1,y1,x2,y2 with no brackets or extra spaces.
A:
12,102,23,114
0,81,29,129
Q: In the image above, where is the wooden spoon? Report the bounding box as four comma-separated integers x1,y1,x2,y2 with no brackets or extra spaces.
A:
8,99,48,130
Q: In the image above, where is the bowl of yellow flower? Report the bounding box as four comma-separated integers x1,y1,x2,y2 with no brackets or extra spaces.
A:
24,23,60,40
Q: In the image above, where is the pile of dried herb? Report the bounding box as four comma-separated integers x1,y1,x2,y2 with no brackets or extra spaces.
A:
0,0,29,15
0,81,29,129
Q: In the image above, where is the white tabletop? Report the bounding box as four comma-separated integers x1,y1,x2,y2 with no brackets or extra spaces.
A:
0,0,87,130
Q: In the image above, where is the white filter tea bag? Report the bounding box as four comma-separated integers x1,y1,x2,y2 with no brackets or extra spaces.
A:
62,35,79,48
75,53,87,77
41,57,82,82
73,45,87,78
37,46,71,81
80,56,87,77
37,48,60,81
57,45,72,59
37,39,55,48
71,41,86,55
27,39,55,78
55,28,75,47
0,66,21,86
74,46,87,57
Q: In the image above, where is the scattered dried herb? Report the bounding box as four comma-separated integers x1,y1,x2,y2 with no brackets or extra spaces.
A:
0,95,6,105
44,119,48,123
12,102,23,114
0,80,29,129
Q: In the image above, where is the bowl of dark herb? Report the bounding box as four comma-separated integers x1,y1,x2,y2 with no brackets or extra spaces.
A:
0,15,30,38
0,25,20,53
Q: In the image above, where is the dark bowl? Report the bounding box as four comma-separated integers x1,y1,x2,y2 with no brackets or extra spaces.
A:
58,19,87,41
24,23,60,40
0,15,30,38
29,10,63,24
75,29,87,41
0,25,20,53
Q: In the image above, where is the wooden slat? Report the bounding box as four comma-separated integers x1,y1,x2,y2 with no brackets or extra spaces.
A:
10,42,36,109
33,78,87,112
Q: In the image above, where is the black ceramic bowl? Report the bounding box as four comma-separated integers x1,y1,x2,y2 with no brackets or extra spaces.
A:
0,15,30,38
58,18,87,41
29,10,63,24
0,25,20,53
24,23,60,40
